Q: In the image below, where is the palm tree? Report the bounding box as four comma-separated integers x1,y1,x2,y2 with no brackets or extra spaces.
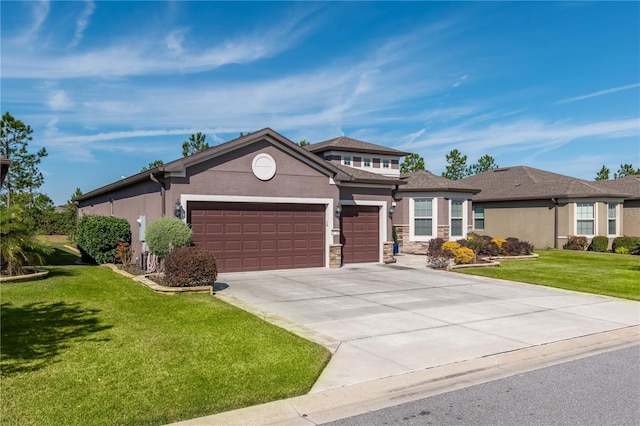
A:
1,205,52,275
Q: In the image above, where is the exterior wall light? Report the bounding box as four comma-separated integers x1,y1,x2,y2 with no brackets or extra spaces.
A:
335,204,342,218
388,201,396,218
174,200,182,218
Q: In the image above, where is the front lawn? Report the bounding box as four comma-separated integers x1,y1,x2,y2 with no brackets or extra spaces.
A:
456,250,640,301
1,246,329,425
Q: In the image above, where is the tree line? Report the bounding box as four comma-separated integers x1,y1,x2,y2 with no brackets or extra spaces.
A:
400,150,499,179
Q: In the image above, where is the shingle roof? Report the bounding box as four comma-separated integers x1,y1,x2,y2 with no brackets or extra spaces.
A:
461,166,630,202
398,171,480,193
591,175,640,200
305,136,410,156
332,163,405,185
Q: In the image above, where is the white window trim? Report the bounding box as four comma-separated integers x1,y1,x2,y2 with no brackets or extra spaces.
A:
607,202,620,237
362,157,372,168
449,199,468,240
409,197,438,242
342,156,352,166
382,159,390,168
574,202,597,237
473,206,485,230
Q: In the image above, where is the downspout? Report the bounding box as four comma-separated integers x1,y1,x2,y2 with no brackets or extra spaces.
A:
149,170,166,217
551,198,558,249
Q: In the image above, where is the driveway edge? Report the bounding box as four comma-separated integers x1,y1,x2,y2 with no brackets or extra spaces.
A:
169,325,639,426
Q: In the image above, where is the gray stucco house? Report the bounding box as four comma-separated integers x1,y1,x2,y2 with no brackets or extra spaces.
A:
77,129,485,272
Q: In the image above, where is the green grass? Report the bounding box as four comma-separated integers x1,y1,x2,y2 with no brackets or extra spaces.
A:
1,246,330,425
457,250,640,301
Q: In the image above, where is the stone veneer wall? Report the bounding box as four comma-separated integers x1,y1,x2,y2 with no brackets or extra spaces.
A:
394,224,428,254
329,244,342,268
383,241,396,263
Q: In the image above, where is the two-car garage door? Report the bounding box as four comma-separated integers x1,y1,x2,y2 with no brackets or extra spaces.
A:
189,202,325,273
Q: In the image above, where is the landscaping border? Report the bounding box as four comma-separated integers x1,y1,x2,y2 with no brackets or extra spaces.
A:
448,253,539,270
102,264,213,294
0,268,49,283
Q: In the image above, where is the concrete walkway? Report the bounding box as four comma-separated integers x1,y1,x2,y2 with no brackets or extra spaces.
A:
171,256,639,425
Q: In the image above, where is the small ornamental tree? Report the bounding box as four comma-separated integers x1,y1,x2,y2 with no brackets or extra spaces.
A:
145,217,192,259
76,215,131,264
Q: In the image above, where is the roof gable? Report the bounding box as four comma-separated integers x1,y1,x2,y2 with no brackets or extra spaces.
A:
305,136,410,157
591,174,640,200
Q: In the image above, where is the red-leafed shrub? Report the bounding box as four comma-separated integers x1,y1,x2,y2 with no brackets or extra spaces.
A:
502,237,534,256
164,246,217,287
563,236,588,251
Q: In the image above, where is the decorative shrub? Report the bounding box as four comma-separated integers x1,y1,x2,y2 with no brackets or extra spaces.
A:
502,237,534,256
426,249,453,269
491,238,507,252
587,236,609,253
453,247,475,264
441,241,461,253
164,246,217,287
427,238,446,256
631,240,640,256
464,232,487,261
563,236,588,251
76,215,131,264
480,241,501,257
615,246,630,255
145,217,192,259
612,236,639,253
114,242,131,265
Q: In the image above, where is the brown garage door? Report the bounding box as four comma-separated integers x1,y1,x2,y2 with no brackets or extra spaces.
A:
189,202,325,273
340,205,379,264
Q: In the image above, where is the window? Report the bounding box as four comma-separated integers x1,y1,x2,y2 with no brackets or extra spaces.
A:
382,159,390,168
342,156,351,166
608,203,618,235
473,206,484,230
450,200,464,237
363,158,371,167
576,203,594,235
414,199,433,236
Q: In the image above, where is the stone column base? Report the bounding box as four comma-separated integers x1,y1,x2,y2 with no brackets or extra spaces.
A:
329,244,342,268
383,241,396,264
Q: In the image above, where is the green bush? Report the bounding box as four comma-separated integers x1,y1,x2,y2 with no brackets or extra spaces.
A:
588,236,609,252
615,246,630,255
631,241,640,256
164,246,217,287
563,236,588,251
145,217,192,259
76,215,131,264
612,236,639,253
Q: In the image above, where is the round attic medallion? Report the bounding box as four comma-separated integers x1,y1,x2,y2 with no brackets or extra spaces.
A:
252,153,277,181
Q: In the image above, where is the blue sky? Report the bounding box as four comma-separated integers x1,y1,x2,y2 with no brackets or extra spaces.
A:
2,1,639,205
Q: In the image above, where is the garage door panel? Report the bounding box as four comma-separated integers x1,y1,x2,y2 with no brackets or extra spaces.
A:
189,202,325,272
341,205,379,264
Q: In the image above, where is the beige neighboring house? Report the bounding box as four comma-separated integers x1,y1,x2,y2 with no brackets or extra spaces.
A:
77,129,414,273
460,166,631,249
592,174,640,237
392,171,480,254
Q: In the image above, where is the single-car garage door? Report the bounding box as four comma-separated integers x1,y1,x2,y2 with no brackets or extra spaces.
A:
340,205,379,264
189,202,325,273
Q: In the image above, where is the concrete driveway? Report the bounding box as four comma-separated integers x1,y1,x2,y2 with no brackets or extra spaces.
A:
215,259,640,392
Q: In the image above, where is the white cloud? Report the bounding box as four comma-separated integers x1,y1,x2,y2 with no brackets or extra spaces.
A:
452,74,468,88
556,83,640,104
23,0,50,41
69,0,96,48
48,90,72,110
3,6,320,79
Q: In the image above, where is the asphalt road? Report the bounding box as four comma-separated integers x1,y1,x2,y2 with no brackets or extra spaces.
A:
324,344,640,426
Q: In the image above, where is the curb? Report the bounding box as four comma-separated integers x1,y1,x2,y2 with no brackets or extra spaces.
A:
169,326,639,426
